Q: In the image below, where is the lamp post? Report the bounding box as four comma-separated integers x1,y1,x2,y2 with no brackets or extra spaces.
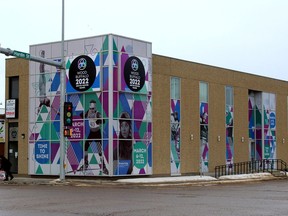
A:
59,0,66,181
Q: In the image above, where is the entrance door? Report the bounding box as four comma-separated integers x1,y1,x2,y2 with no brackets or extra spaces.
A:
8,123,18,173
8,141,18,173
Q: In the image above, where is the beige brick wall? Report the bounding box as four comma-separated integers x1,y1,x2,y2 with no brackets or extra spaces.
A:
233,87,249,163
153,54,288,175
276,94,288,160
5,58,29,175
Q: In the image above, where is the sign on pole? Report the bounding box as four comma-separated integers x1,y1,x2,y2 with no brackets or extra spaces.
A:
12,50,30,59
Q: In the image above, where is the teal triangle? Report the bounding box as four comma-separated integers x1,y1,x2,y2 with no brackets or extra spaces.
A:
113,38,118,51
41,105,49,114
90,154,98,165
102,36,109,51
37,115,43,122
36,165,43,174
66,59,71,69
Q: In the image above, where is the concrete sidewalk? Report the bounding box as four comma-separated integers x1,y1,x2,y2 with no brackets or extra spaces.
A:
0,173,281,187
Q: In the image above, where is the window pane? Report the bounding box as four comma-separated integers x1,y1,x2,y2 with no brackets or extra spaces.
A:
200,82,208,102
225,86,233,106
175,78,180,99
171,77,180,99
9,76,19,99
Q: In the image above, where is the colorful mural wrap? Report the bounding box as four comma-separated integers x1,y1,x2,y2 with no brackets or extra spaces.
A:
263,93,276,159
170,99,180,174
226,105,234,166
200,102,209,173
248,92,276,161
28,35,152,176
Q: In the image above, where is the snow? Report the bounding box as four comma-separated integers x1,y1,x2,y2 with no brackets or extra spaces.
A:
116,173,275,184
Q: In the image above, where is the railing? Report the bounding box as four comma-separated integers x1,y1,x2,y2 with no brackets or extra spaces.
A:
215,159,287,179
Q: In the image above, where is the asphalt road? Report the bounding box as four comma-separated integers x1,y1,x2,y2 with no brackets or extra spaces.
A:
0,179,288,216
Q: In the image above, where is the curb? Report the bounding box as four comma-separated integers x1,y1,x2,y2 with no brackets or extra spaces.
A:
0,173,284,187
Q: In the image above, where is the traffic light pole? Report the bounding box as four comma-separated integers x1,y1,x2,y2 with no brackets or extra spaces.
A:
0,47,62,68
59,0,66,181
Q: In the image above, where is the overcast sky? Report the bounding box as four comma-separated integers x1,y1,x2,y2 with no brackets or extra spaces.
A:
1,0,288,108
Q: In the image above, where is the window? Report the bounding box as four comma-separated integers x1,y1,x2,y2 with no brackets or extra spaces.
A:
225,86,233,106
200,82,208,103
9,76,19,99
170,77,180,99
170,77,181,175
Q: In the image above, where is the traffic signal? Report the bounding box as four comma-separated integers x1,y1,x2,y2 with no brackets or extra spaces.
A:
64,102,73,126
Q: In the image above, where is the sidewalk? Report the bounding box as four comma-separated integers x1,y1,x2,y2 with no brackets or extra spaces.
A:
0,172,282,187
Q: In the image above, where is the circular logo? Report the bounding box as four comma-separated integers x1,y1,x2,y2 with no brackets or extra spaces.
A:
77,58,87,70
69,55,96,92
11,131,17,139
124,56,145,92
131,59,139,71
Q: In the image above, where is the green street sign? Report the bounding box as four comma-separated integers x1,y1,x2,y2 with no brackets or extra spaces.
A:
12,50,30,59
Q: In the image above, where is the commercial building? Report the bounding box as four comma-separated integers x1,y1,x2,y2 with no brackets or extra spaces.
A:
4,34,288,177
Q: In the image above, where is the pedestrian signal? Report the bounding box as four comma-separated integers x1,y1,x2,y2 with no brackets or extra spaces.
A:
64,128,72,137
64,102,73,126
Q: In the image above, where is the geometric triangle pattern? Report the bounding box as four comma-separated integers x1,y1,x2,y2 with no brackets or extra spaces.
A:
29,34,152,177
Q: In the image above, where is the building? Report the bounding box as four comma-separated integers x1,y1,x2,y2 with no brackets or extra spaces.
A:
4,34,288,177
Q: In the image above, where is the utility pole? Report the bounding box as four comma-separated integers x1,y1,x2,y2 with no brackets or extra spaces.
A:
59,0,66,181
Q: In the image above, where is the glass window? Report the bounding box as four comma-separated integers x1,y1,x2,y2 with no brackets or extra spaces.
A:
9,76,19,99
199,82,208,102
225,86,233,106
170,77,180,99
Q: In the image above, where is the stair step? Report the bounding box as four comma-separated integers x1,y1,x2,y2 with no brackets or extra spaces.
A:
272,170,287,177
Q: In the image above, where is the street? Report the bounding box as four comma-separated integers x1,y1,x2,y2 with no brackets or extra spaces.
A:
0,179,288,216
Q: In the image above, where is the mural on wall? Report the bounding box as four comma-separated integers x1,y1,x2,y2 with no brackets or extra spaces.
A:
226,106,234,166
170,99,180,174
248,92,276,161
249,92,262,160
200,102,209,173
263,93,276,160
28,35,152,176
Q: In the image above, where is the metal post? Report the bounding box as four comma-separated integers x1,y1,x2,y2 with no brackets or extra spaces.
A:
59,0,66,181
108,34,113,176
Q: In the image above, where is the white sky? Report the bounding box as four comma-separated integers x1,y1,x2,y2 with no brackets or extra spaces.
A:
1,0,288,108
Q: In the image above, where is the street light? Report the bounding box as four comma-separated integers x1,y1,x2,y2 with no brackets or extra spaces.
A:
59,0,66,181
